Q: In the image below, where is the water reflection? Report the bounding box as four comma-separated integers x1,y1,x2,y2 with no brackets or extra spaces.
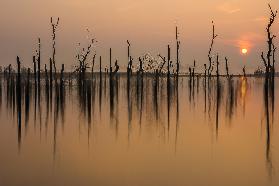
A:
0,74,279,185
263,76,275,179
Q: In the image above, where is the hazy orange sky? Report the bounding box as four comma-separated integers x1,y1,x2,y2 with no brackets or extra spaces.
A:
1,0,279,73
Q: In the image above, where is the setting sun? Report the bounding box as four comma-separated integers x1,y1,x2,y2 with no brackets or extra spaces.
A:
242,48,248,54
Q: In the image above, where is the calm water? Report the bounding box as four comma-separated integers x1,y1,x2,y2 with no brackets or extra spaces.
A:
0,75,279,186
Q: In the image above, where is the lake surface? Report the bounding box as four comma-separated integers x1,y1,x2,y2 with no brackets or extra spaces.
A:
0,75,279,186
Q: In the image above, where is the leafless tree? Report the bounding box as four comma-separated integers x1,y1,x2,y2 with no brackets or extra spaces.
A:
176,26,181,76
51,17,60,83
225,57,229,78
75,35,96,81
261,4,277,76
91,53,96,76
207,21,218,76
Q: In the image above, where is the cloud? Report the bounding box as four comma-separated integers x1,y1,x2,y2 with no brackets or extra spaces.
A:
217,1,241,14
253,16,267,22
222,32,264,49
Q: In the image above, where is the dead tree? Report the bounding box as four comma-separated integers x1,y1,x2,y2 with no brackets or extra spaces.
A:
7,64,12,80
216,54,219,77
243,66,246,77
60,64,65,100
37,38,41,84
272,44,277,75
176,26,180,76
127,40,131,64
192,60,196,78
207,21,218,77
158,54,166,74
16,56,21,77
127,56,133,75
225,57,229,78
138,57,144,74
112,60,120,76
45,64,49,91
45,64,49,86
204,64,207,77
53,60,57,85
91,53,96,78
49,58,53,87
192,60,196,91
261,4,277,76
261,6,277,174
60,64,65,84
127,40,133,76
16,56,22,146
33,56,37,80
99,56,102,80
109,48,112,74
167,45,171,76
51,17,60,84
75,38,96,82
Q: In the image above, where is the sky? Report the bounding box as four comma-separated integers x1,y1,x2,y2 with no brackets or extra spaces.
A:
0,0,279,73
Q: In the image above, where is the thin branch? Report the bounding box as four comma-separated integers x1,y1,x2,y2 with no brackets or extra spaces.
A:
208,21,218,76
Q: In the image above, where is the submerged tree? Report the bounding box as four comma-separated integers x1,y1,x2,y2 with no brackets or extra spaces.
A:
176,26,181,76
127,40,134,76
225,57,229,78
261,4,277,76
260,4,278,179
51,17,60,83
91,53,96,78
30,38,41,84
75,31,96,82
207,21,218,77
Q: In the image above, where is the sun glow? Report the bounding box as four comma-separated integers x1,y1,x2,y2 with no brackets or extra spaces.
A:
241,48,248,54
